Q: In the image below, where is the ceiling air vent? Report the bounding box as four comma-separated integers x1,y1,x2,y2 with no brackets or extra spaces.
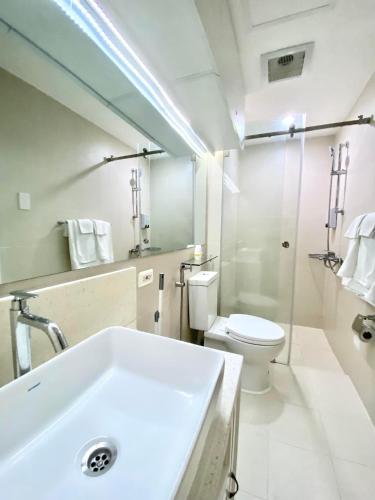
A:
262,42,314,83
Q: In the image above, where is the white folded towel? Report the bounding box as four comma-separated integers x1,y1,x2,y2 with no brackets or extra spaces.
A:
338,213,368,279
337,238,359,278
78,219,94,234
93,219,109,236
344,213,367,238
338,212,375,306
93,220,114,263
66,219,97,269
359,212,375,237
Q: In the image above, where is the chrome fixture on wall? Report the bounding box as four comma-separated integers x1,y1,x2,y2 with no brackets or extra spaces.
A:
104,148,164,163
9,291,68,378
352,314,375,342
326,142,349,230
309,142,349,274
130,168,140,220
176,263,193,341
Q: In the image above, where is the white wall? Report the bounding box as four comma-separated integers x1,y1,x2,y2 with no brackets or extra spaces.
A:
323,73,375,421
293,135,334,328
0,68,144,283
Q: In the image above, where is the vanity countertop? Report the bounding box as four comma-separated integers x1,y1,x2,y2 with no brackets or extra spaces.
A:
186,351,243,500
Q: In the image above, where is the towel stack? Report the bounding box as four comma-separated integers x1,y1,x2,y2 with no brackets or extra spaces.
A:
65,219,114,270
337,213,375,306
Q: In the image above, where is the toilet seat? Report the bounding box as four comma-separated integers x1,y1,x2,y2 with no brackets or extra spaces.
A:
226,314,285,346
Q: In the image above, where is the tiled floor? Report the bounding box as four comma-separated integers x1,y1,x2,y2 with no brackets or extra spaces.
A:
236,326,375,500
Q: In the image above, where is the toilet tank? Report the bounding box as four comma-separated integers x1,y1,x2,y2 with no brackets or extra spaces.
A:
188,271,218,330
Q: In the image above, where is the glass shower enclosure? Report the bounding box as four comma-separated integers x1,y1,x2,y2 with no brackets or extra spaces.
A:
219,125,304,363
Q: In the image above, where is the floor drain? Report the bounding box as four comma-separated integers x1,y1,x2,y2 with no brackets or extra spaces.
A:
80,440,117,477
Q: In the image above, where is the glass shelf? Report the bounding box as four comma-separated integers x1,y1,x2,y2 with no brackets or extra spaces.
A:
181,255,218,267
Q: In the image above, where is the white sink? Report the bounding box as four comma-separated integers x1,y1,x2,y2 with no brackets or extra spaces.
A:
0,327,224,499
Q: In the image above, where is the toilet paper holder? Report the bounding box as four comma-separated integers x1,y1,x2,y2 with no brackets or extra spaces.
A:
352,314,375,342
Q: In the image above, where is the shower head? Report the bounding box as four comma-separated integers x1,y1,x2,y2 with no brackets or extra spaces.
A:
329,146,335,157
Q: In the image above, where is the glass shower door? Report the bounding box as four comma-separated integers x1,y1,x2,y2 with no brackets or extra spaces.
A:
219,131,304,364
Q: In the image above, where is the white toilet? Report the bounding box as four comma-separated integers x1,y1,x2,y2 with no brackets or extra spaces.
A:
188,271,285,394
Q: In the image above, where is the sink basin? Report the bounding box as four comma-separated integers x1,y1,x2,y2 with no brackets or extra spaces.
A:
0,327,224,499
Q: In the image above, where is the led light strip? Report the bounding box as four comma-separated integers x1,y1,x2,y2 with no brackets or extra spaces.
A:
52,0,208,156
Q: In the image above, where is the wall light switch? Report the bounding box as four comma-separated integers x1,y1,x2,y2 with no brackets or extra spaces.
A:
138,268,154,288
18,192,31,210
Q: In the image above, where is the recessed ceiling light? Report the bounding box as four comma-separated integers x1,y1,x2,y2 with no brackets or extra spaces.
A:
282,115,295,128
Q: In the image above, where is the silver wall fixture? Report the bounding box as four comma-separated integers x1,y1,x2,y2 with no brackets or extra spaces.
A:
352,314,375,343
308,142,350,274
104,148,164,163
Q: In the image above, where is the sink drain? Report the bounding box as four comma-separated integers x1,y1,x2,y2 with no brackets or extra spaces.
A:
80,440,117,477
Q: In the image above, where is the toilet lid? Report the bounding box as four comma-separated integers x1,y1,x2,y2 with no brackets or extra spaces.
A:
226,314,285,346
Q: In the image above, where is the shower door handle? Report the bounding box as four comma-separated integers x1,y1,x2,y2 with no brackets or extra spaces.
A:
282,241,290,248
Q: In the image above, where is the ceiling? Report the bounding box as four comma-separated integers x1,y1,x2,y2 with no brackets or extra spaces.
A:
1,0,373,149
228,0,375,134
101,0,244,151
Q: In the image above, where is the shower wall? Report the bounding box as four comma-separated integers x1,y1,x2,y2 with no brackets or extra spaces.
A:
323,73,375,421
220,137,304,362
221,143,285,319
293,135,333,328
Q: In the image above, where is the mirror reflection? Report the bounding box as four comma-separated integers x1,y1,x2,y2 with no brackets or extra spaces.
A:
0,3,207,284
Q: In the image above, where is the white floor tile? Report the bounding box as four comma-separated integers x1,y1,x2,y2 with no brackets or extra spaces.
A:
240,390,283,437
333,459,375,500
296,345,344,372
268,403,329,453
293,326,331,351
308,370,368,417
270,363,315,408
236,324,375,500
321,410,375,467
237,423,268,499
268,441,340,500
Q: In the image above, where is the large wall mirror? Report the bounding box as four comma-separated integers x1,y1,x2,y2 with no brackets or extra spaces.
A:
0,1,208,284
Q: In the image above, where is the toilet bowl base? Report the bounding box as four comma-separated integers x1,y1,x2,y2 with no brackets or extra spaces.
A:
241,360,271,394
204,329,284,393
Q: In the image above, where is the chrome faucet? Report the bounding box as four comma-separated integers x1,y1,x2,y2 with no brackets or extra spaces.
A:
9,291,68,378
175,263,192,288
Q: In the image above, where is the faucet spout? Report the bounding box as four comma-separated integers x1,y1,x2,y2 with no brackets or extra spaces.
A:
17,312,68,352
9,291,68,378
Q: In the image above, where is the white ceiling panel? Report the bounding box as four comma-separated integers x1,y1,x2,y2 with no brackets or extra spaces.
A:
173,73,239,151
103,0,217,82
247,0,333,27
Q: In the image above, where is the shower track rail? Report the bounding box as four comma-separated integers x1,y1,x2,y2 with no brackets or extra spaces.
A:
244,115,372,140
